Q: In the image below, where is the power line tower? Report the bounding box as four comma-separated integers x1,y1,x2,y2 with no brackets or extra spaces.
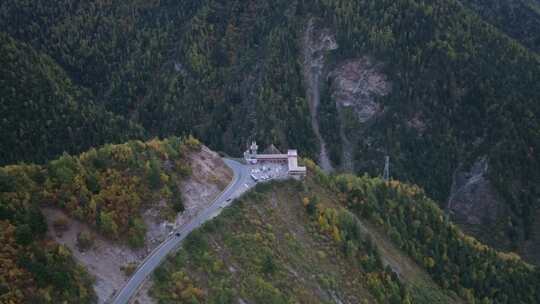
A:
383,155,390,181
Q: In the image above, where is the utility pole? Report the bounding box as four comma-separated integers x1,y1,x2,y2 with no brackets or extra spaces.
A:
383,155,390,181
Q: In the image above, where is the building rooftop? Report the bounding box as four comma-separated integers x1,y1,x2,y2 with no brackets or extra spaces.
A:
256,154,288,159
245,142,306,176
287,150,306,173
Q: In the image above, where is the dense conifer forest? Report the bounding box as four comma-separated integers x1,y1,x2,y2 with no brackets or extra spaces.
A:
459,0,540,52
0,33,145,165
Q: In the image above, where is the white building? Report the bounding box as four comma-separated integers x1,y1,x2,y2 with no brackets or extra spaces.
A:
244,141,307,179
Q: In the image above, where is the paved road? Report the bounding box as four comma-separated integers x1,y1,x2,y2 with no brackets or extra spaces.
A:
111,159,252,304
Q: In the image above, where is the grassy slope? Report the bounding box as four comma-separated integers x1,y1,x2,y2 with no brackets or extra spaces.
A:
150,177,460,303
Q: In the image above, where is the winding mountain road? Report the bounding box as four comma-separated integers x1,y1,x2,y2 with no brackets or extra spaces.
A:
111,159,252,304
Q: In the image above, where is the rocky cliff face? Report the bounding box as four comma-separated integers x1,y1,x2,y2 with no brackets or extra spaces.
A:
447,157,504,226
302,18,338,173
327,58,390,171
301,20,538,266
445,157,518,256
329,58,391,123
302,19,391,173
447,157,540,265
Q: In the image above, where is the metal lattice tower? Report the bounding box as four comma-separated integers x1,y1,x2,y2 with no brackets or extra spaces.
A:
383,155,390,181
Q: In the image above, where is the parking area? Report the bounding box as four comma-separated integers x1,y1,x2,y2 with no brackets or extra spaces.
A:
249,162,288,182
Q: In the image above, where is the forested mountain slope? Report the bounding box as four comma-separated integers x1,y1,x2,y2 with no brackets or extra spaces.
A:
0,33,145,166
0,0,538,263
149,163,540,304
150,181,459,303
1,137,201,248
0,0,318,158
458,0,540,52
0,136,224,303
311,0,540,259
0,164,96,303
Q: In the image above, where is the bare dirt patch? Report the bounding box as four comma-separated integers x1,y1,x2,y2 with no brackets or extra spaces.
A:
329,58,391,123
42,207,143,304
142,145,232,248
173,145,232,228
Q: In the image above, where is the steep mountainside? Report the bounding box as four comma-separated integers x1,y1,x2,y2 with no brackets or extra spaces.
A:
309,0,539,258
0,164,96,303
0,0,318,159
0,0,538,263
43,141,231,303
0,33,145,166
0,137,232,303
149,163,540,304
458,0,540,52
150,180,461,303
4,137,203,248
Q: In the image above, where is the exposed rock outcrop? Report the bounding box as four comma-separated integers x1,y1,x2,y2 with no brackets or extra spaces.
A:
327,57,390,171
302,18,338,173
302,18,392,174
329,58,391,123
447,157,503,226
